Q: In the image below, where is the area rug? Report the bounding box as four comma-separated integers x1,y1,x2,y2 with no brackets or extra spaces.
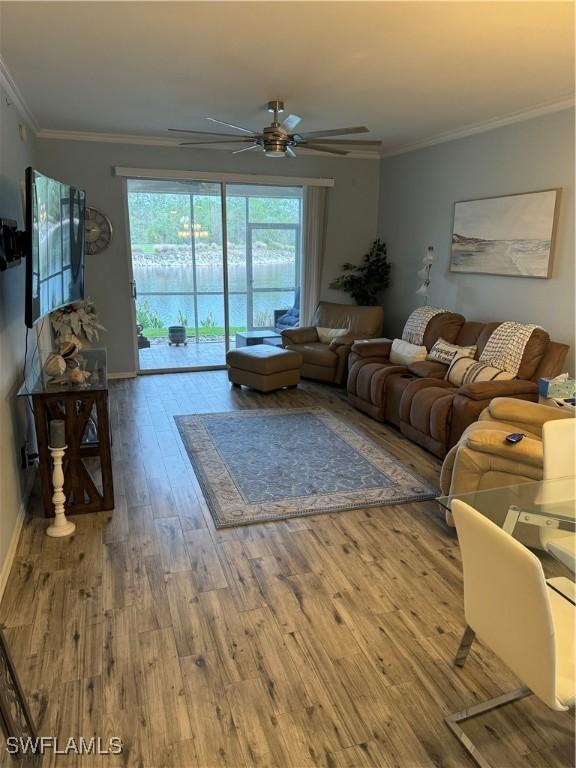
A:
175,407,438,528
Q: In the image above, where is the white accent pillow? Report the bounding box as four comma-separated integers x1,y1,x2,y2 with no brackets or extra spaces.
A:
389,338,428,365
316,327,347,344
447,357,515,386
427,337,477,366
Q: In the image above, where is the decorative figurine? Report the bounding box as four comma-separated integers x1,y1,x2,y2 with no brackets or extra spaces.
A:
43,352,66,378
67,368,91,385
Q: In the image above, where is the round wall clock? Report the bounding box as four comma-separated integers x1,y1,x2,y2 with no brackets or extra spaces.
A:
85,207,113,255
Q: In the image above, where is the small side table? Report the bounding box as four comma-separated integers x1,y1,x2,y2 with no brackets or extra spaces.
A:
18,348,114,517
235,330,282,347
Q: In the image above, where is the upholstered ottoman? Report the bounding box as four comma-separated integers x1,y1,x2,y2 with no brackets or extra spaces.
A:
226,346,302,393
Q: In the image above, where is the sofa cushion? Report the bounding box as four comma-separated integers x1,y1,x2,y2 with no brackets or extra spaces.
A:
532,341,570,381
422,312,466,349
408,360,450,379
516,327,551,380
285,342,337,368
455,321,490,349
447,357,515,386
427,337,477,366
312,302,384,339
474,322,504,357
390,339,427,365
479,322,546,377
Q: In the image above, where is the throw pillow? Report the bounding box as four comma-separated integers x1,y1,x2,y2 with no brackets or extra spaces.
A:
317,327,347,344
427,337,477,366
447,357,515,386
389,338,428,366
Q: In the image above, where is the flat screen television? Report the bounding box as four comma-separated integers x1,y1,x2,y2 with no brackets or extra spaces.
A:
25,167,86,328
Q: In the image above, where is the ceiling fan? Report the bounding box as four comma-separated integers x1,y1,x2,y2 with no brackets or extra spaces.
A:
168,100,381,158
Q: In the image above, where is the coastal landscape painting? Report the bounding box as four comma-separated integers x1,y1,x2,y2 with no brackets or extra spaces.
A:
450,190,559,278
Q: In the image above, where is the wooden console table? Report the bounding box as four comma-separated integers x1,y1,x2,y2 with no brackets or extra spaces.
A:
19,348,114,517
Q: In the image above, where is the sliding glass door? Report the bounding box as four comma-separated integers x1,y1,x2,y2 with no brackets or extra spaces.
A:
225,184,302,345
126,179,302,372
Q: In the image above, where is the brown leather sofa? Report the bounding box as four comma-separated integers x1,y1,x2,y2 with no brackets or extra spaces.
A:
347,315,569,458
282,302,384,385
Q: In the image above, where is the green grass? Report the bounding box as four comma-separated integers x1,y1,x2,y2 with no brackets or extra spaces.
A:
132,243,157,254
141,326,246,339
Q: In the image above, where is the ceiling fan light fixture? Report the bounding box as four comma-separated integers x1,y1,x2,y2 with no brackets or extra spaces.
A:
171,102,378,159
267,100,285,114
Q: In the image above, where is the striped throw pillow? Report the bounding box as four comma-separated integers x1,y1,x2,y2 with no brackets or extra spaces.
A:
447,357,515,386
427,337,477,366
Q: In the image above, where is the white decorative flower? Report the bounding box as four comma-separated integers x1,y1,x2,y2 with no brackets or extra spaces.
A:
50,298,106,342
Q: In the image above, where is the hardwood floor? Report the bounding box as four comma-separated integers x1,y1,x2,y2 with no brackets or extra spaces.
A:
1,372,573,768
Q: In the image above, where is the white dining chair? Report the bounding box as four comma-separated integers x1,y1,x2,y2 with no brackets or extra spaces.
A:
447,499,575,768
539,418,576,573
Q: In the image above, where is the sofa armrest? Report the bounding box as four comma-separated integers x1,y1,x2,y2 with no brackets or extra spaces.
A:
464,429,543,468
484,397,573,430
350,338,393,360
457,380,539,401
281,326,318,345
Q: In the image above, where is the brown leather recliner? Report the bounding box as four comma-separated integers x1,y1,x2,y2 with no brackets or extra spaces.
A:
347,312,466,422
348,316,569,458
282,302,384,385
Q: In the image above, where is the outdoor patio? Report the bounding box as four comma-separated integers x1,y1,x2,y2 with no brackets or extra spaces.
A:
138,339,228,370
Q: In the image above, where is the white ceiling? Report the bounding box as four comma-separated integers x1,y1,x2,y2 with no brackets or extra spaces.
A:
1,1,574,156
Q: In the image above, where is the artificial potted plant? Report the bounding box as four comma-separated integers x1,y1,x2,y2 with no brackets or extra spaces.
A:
329,239,391,305
50,298,106,348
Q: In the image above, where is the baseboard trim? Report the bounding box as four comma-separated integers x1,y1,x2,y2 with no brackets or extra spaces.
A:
0,503,25,601
107,371,138,379
0,468,35,602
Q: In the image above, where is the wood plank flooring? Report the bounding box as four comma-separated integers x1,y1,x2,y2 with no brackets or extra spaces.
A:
1,372,573,768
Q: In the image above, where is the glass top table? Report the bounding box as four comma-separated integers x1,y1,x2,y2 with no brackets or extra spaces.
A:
438,477,576,601
17,348,108,396
438,477,576,533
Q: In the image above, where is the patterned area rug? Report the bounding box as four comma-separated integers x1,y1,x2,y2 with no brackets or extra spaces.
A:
175,407,438,528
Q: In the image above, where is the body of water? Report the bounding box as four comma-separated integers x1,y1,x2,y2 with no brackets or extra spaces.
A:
134,262,297,329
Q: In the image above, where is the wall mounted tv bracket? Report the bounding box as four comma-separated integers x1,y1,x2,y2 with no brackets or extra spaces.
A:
0,218,26,271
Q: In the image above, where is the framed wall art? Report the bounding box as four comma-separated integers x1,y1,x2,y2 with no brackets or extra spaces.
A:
450,189,560,278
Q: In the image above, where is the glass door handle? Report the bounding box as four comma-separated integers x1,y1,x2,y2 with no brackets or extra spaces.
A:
131,281,137,300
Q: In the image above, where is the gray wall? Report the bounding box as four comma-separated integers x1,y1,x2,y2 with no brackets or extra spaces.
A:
378,109,575,372
36,139,380,373
0,85,36,589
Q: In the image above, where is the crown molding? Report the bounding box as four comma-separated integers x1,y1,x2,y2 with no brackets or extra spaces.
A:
0,54,39,132
36,94,575,161
380,96,575,159
35,128,380,159
3,42,571,164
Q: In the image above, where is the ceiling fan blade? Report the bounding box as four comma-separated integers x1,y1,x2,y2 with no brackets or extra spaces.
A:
232,144,262,155
285,146,297,158
178,139,255,146
282,114,302,132
298,144,349,156
206,117,255,135
295,126,369,140
310,139,381,146
168,128,258,138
